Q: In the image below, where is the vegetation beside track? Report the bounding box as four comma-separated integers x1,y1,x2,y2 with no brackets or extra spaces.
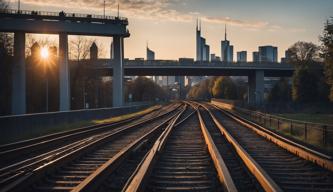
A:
0,105,161,145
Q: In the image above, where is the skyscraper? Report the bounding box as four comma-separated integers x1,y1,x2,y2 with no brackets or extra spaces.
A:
253,51,259,62
259,46,278,62
196,19,210,62
196,19,202,61
193,20,210,85
237,51,247,62
221,25,233,63
146,44,155,60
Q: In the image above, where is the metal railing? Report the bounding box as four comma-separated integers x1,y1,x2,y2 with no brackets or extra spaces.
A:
0,8,128,23
211,99,333,153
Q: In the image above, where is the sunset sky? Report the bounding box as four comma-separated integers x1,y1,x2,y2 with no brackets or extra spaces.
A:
8,0,333,61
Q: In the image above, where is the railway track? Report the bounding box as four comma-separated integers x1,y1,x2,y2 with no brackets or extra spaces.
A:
2,101,332,192
0,103,182,191
124,103,223,191
207,103,333,192
0,105,163,169
197,104,264,192
0,104,172,168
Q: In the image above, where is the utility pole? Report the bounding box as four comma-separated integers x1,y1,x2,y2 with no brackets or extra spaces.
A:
103,0,106,18
117,3,119,18
18,0,21,12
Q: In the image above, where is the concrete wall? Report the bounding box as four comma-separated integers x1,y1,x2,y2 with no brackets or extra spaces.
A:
0,104,151,144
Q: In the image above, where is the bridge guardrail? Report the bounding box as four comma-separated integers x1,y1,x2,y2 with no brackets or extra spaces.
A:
211,99,333,154
0,8,128,23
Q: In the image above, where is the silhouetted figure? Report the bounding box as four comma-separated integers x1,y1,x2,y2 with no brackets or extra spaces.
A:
59,11,65,18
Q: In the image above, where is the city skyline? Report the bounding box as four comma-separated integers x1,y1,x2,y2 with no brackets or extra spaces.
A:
5,0,333,61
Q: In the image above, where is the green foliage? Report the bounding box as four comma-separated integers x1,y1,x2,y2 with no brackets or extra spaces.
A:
286,41,329,103
292,67,319,102
268,78,291,102
286,41,320,64
187,78,216,100
212,77,237,99
127,77,167,102
187,76,241,100
321,18,333,102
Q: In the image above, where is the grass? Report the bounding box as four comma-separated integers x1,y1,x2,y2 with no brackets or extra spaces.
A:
1,105,161,145
275,113,333,125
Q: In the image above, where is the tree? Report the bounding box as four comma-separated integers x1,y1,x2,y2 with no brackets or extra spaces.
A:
268,78,291,102
212,77,237,100
187,78,214,100
286,41,329,103
286,41,321,65
321,18,333,102
127,77,167,102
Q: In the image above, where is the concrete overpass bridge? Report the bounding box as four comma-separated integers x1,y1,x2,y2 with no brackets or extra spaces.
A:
86,59,294,77
81,59,295,107
0,8,296,115
0,9,129,114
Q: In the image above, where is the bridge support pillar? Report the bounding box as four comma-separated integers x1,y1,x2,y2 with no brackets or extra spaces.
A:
112,36,124,107
59,33,70,111
248,70,264,106
11,32,26,115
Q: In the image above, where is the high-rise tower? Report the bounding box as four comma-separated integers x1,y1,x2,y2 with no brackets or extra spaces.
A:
221,24,234,63
196,19,210,62
196,19,202,61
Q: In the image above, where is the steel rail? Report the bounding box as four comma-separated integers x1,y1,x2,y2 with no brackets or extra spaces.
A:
122,105,194,192
71,104,187,192
195,103,238,192
200,103,282,192
0,105,163,153
0,106,164,164
0,104,182,192
211,103,333,171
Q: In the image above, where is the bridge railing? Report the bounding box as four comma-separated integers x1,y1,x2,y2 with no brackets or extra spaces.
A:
0,8,128,23
123,60,294,68
211,99,333,154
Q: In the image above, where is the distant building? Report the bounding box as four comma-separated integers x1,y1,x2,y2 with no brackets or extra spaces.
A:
49,46,57,57
259,46,278,62
211,54,221,62
196,20,210,62
31,42,40,58
201,37,206,61
253,51,259,62
179,58,194,64
237,51,247,62
281,50,291,63
90,42,98,60
204,44,210,61
221,25,233,63
192,20,209,85
146,45,155,60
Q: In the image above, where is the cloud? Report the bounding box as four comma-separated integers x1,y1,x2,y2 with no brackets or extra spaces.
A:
202,16,269,29
18,0,294,31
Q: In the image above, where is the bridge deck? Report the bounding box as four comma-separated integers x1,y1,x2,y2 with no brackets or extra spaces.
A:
0,9,129,36
81,59,295,77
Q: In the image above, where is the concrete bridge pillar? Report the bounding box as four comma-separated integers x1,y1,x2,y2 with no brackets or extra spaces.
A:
112,36,124,107
248,70,264,106
59,33,70,111
11,32,26,115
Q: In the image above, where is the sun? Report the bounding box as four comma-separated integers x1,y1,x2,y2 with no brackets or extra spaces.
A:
40,47,49,59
